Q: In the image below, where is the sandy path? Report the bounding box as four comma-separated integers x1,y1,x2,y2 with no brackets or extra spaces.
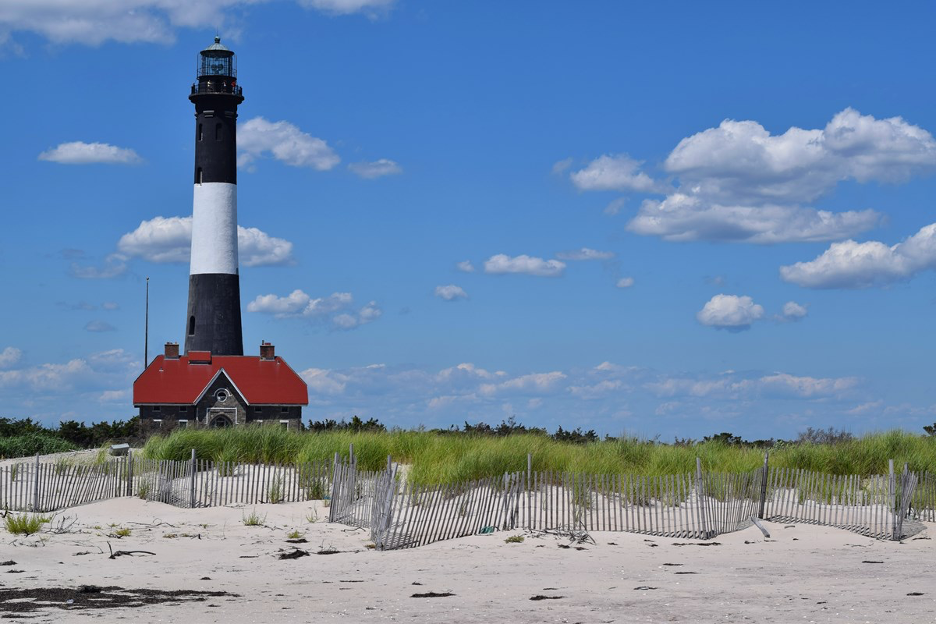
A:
0,498,933,623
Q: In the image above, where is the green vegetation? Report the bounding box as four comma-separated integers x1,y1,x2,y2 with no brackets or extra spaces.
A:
140,422,936,485
4,513,51,536
286,529,304,539
242,509,266,526
504,535,525,544
113,527,131,538
0,417,140,459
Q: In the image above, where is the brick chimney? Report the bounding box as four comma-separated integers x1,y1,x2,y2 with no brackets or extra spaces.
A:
164,342,180,359
260,341,275,360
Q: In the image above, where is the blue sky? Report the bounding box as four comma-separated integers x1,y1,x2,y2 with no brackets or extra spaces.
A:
2,0,936,439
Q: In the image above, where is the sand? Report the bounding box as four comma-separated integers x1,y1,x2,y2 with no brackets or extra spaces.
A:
0,498,933,623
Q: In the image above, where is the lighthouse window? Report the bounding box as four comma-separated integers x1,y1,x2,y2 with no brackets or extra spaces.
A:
215,123,222,141
198,124,203,141
195,168,203,184
188,315,196,335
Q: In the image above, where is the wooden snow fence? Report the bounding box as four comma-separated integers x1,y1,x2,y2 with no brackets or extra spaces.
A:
0,450,927,549
327,454,927,550
761,461,920,540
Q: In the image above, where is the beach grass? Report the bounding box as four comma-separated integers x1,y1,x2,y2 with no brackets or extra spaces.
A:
140,426,936,485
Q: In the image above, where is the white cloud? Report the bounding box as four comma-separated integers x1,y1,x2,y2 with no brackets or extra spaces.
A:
0,347,22,369
39,141,141,165
781,301,808,320
434,285,468,301
99,389,130,403
101,301,120,311
70,254,128,279
696,294,765,331
570,154,664,193
480,372,567,396
628,193,880,243
348,159,402,179
0,1,393,47
604,197,628,216
301,368,348,395
237,117,339,171
84,320,116,332
297,0,395,17
456,260,475,273
551,157,573,175
665,108,936,204
483,254,565,277
616,277,635,288
569,379,623,399
247,290,381,330
116,216,294,267
646,372,858,400
555,247,615,261
779,223,936,289
575,109,936,244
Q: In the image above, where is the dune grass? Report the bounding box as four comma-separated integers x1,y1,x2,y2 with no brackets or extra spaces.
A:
141,426,936,485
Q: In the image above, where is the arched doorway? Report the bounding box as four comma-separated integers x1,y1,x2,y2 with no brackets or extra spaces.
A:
210,414,233,428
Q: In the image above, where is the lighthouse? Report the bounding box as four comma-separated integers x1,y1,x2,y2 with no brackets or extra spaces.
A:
185,37,244,356
133,38,308,434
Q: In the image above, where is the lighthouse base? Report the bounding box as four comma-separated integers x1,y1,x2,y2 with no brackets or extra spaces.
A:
184,273,244,356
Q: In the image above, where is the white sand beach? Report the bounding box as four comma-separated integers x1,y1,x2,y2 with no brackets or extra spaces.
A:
0,498,933,623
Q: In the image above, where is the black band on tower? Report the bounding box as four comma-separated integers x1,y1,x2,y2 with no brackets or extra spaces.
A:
192,97,239,185
184,274,244,355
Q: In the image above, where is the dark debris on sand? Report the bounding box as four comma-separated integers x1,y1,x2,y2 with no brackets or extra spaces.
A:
0,586,239,614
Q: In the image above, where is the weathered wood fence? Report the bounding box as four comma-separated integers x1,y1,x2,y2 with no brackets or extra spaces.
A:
1,451,931,549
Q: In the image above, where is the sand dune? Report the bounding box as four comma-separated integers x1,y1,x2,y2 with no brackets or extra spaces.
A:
0,498,932,623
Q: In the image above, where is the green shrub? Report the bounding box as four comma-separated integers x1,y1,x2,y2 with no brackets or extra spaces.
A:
5,513,50,536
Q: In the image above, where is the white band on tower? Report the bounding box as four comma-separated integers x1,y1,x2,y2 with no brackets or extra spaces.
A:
190,182,239,275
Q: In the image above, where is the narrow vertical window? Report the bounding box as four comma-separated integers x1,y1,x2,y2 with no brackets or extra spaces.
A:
198,123,203,141
215,123,222,141
196,168,203,184
188,315,196,335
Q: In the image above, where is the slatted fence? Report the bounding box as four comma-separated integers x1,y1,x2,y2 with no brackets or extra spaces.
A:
0,451,930,550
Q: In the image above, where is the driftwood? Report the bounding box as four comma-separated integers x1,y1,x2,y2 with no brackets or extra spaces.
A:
106,542,155,559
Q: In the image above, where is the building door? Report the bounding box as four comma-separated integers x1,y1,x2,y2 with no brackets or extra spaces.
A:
208,408,236,428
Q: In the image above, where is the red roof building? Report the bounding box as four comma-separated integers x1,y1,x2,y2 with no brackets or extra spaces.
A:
134,342,308,432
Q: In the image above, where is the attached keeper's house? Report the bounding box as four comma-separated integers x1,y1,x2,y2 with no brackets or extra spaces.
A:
134,342,308,433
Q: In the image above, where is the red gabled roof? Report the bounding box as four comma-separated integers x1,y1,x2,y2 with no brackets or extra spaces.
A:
133,354,308,405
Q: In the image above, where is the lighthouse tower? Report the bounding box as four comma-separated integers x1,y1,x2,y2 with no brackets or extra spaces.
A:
185,37,244,356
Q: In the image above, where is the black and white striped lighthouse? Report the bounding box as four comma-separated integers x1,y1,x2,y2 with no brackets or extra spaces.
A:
184,37,244,356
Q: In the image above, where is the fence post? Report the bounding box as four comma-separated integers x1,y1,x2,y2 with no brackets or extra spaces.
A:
526,453,532,530
696,457,709,539
33,453,40,512
190,449,196,509
127,449,134,497
888,459,896,540
328,451,340,523
758,452,769,520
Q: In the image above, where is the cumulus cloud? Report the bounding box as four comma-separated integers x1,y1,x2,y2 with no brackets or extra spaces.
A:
780,223,936,288
0,348,137,394
570,154,664,193
456,260,475,273
70,254,128,279
616,277,635,288
301,368,348,395
116,216,294,267
0,347,23,369
39,141,142,165
696,294,765,331
434,285,468,301
781,301,808,320
0,1,395,47
483,254,565,277
84,320,116,332
237,117,339,171
297,0,395,17
348,159,402,179
555,247,615,261
247,290,381,330
479,372,567,396
646,372,858,400
628,194,880,243
575,109,936,243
